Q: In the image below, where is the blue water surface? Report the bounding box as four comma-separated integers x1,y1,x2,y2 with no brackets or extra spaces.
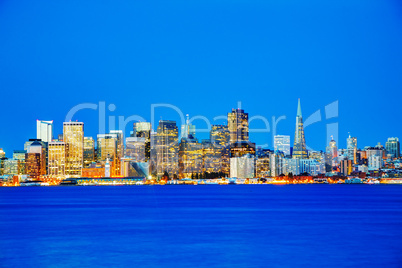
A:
0,185,401,267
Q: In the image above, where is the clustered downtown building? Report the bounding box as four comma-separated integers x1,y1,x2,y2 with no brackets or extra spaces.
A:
0,99,401,186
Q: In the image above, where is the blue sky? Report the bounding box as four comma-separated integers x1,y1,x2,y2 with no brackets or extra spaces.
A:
1,0,401,156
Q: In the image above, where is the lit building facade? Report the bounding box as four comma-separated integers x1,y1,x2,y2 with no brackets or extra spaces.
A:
48,141,66,177
210,125,230,175
63,122,84,176
133,122,151,161
178,137,203,178
347,134,357,161
83,137,95,167
156,120,179,178
228,109,249,144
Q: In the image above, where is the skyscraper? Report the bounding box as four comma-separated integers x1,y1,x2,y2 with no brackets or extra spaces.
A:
48,141,66,177
125,137,146,162
385,137,400,158
63,122,84,176
274,135,291,156
133,122,151,161
83,137,95,167
210,125,230,175
36,120,53,143
292,99,308,159
228,108,249,144
156,120,179,178
346,134,357,161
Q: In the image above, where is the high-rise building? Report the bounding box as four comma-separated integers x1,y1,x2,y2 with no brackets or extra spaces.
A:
13,150,26,175
178,137,203,178
48,141,66,177
97,134,118,161
156,120,179,178
385,137,400,158
340,159,353,176
210,125,230,175
228,108,249,144
256,157,270,178
83,137,95,167
201,139,222,175
133,122,151,161
125,137,146,162
37,120,53,143
347,134,357,161
63,122,84,176
292,99,308,159
25,141,46,179
274,135,291,156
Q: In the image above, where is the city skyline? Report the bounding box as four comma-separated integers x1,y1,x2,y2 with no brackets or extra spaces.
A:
1,1,402,156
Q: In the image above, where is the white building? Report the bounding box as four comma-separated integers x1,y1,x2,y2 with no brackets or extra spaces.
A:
37,120,53,143
230,154,255,179
274,135,290,156
368,155,382,170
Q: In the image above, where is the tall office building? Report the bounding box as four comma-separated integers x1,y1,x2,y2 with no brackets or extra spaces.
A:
210,125,230,175
63,122,84,176
292,99,308,159
156,120,179,178
346,134,357,161
274,135,291,156
385,137,400,158
37,120,53,143
48,141,66,177
83,137,95,167
110,130,124,160
201,139,222,175
25,141,46,179
178,137,203,178
230,154,255,179
97,134,118,161
228,109,249,144
133,122,151,161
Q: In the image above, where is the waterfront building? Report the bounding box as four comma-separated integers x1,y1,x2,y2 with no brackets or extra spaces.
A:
368,155,382,170
48,141,66,177
270,153,284,177
347,134,357,161
230,154,255,179
13,150,26,174
210,125,230,175
201,139,222,175
274,135,291,156
178,137,203,178
292,99,308,159
110,130,124,160
283,158,300,176
63,122,84,176
83,137,95,167
97,133,121,176
340,159,353,176
25,141,46,179
121,157,149,177
228,108,249,144
156,120,179,178
3,159,19,175
37,120,53,143
326,138,338,167
256,157,270,178
385,137,400,158
125,137,146,162
299,159,324,176
133,122,151,161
